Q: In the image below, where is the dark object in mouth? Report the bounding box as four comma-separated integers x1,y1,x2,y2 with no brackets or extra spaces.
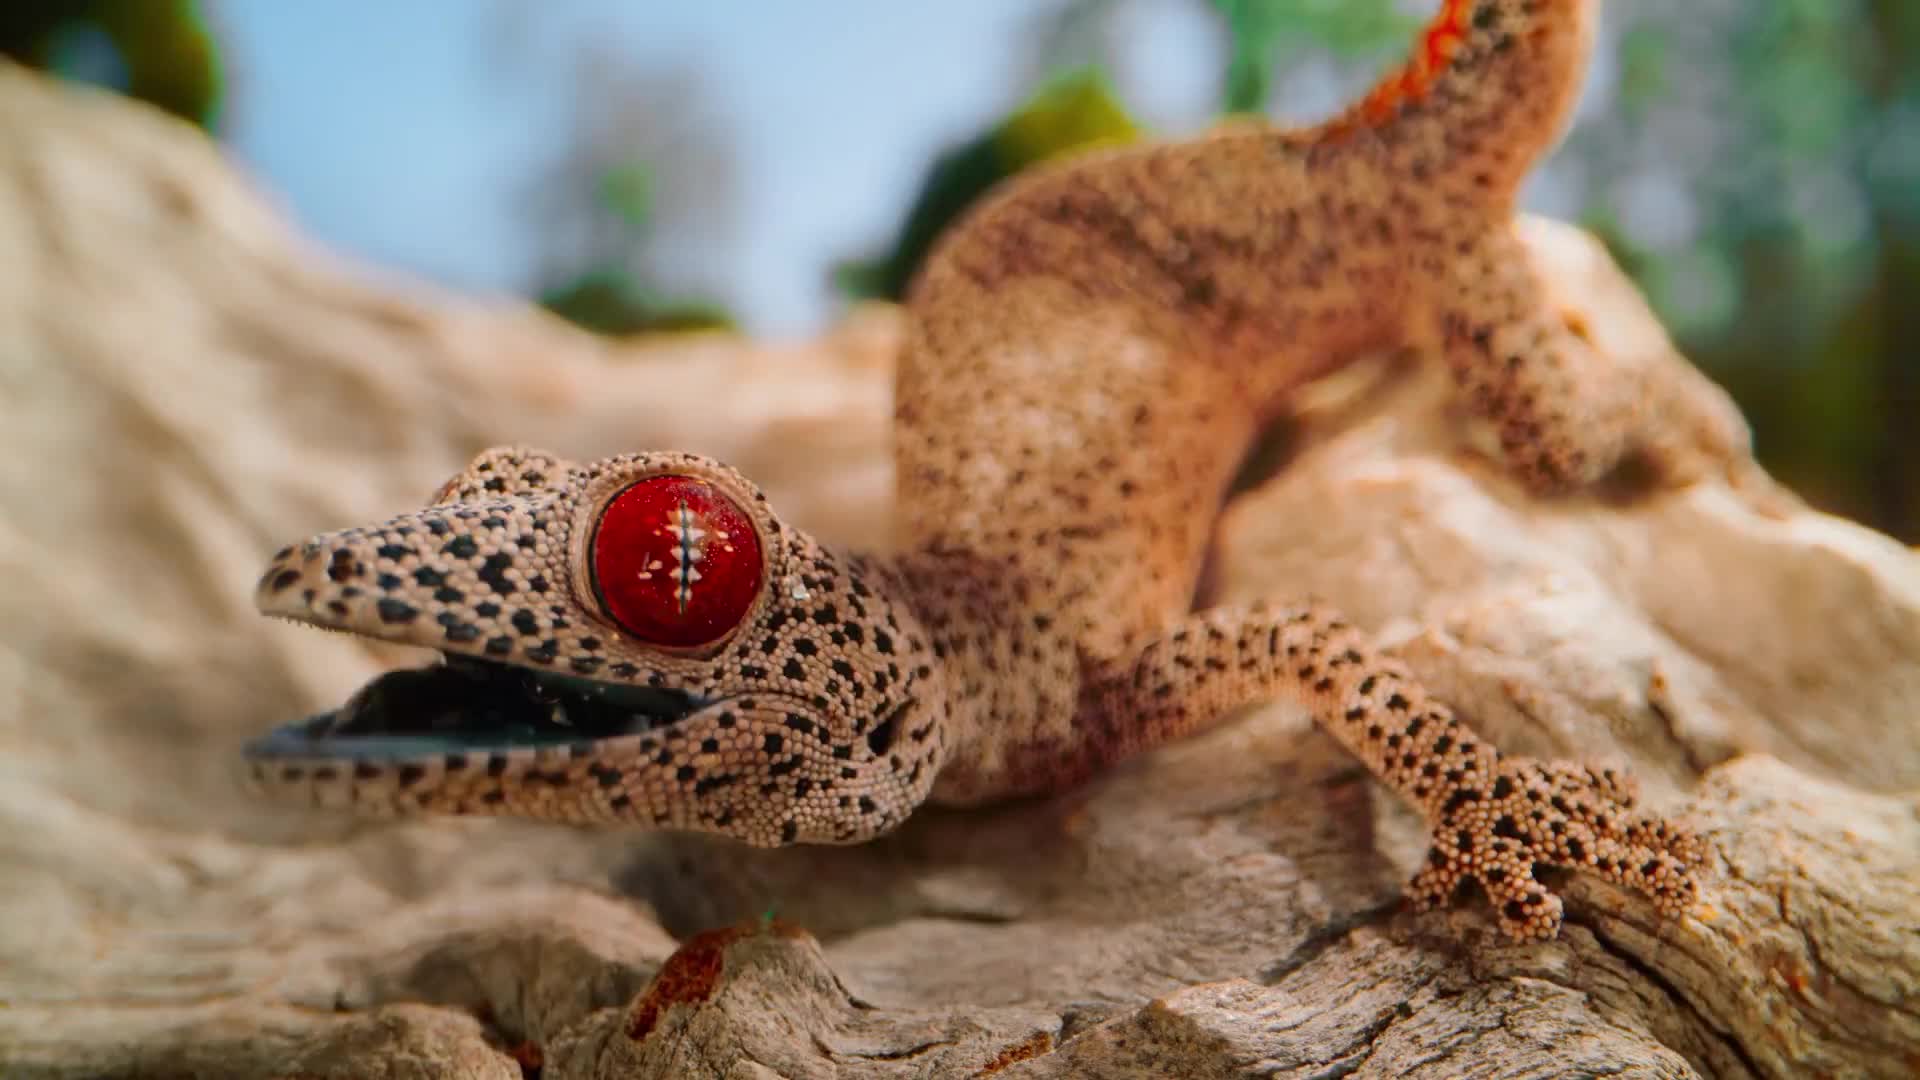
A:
244,655,710,762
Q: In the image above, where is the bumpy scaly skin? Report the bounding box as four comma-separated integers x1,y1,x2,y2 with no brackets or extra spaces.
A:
248,0,1745,939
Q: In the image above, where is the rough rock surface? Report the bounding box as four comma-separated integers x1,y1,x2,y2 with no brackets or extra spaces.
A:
1,65,1916,1079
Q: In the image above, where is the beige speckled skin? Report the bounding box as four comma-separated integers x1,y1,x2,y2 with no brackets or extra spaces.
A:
247,0,1744,938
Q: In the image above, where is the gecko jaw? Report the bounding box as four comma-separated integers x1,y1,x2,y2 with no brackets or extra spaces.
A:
243,653,713,763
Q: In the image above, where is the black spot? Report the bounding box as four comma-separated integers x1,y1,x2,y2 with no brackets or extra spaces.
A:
485,635,514,656
377,599,419,624
780,821,798,843
783,659,805,680
477,553,516,594
475,602,501,618
867,707,903,756
512,610,540,636
1491,775,1514,800
858,796,877,815
675,765,696,782
794,638,818,656
434,586,464,604
376,573,404,591
353,762,380,780
526,640,558,664
327,550,357,583
1493,815,1523,840
445,535,479,559
374,543,411,561
763,733,784,754
412,567,446,587
1442,788,1480,816
397,764,426,787
570,656,604,676
444,753,468,771
268,569,301,593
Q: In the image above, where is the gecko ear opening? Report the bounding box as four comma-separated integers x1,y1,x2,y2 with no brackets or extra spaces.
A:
588,474,765,649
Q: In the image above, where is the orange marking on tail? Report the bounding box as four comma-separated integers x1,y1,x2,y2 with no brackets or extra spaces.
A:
1324,0,1476,138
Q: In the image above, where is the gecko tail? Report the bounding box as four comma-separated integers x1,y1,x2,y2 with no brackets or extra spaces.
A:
1317,0,1598,203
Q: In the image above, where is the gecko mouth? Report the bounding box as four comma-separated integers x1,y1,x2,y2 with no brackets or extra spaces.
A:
243,655,711,762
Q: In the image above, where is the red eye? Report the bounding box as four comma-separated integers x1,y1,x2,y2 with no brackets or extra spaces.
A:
590,475,764,648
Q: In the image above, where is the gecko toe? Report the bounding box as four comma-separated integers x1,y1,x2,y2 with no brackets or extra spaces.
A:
1417,758,1705,940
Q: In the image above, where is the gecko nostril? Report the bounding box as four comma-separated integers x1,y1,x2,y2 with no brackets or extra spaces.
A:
867,705,906,756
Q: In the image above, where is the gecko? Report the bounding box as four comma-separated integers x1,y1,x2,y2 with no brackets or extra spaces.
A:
244,0,1750,940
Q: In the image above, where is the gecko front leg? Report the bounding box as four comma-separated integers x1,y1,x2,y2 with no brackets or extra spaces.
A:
1093,602,1706,940
1433,228,1755,495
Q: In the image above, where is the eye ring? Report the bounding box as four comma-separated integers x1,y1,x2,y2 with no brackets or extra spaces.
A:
589,474,765,648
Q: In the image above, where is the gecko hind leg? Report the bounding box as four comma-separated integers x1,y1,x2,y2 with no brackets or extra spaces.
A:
1093,601,1707,940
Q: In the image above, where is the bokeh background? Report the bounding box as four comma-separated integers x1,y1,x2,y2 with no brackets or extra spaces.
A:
6,0,1916,539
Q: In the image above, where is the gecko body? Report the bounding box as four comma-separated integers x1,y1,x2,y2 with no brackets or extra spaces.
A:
247,0,1744,939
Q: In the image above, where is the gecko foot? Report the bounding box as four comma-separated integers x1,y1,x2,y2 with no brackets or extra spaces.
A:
1406,758,1707,940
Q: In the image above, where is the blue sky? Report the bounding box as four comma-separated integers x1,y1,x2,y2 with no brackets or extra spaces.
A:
205,1,1238,335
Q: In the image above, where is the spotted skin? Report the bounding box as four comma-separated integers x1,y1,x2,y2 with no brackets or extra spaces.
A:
248,1,1742,939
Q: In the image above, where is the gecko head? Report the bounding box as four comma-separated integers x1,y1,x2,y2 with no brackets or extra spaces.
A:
244,446,948,847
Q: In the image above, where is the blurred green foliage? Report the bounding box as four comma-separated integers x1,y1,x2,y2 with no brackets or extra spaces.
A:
537,159,737,337
1211,0,1417,114
0,0,220,129
834,68,1141,301
540,269,736,337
